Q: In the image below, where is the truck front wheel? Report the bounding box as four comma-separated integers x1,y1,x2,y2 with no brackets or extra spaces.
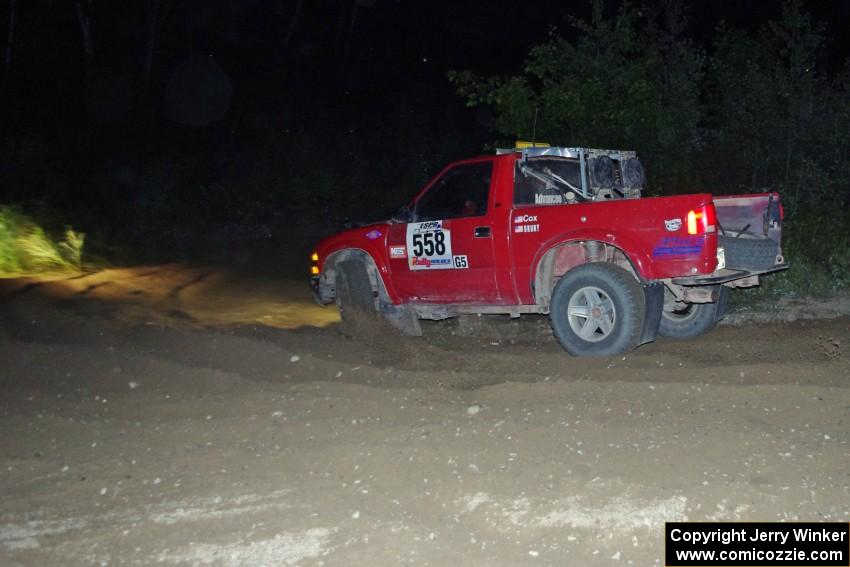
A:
657,286,728,339
550,263,646,357
335,260,376,325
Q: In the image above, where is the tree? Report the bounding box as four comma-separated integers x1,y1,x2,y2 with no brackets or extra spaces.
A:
75,0,95,77
4,0,16,83
704,0,849,209
449,0,704,193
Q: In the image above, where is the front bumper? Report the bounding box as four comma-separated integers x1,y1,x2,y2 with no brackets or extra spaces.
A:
309,275,323,305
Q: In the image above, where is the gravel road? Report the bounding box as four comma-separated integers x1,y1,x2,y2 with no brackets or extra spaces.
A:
1,265,848,566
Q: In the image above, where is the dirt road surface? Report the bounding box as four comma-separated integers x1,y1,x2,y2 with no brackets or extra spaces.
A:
1,264,848,566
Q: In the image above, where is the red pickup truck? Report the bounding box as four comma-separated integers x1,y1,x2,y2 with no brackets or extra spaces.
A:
310,146,787,356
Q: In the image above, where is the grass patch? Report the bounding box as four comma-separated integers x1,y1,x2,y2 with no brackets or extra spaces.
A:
0,205,85,275
731,208,850,310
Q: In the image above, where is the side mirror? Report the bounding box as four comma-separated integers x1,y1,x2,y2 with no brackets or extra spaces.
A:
393,205,413,223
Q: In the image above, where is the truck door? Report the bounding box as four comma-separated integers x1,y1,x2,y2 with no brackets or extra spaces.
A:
386,159,501,303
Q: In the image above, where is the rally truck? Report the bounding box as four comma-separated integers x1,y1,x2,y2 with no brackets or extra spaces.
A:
309,146,787,357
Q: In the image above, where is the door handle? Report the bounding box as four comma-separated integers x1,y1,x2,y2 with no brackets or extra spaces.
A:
474,226,491,238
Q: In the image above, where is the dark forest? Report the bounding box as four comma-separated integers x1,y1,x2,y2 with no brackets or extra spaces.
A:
2,0,849,297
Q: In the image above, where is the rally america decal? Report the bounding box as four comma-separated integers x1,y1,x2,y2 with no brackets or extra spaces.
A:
406,220,454,270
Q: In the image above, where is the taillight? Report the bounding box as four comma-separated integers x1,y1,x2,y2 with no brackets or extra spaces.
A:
686,210,700,234
687,204,716,235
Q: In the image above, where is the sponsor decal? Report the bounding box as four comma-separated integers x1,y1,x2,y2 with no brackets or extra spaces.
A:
535,194,563,205
365,229,383,240
406,220,454,270
389,245,407,258
514,223,540,233
410,257,453,268
665,218,683,232
652,236,704,257
514,214,538,223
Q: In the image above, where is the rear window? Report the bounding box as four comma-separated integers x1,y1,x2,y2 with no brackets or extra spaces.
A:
513,157,583,206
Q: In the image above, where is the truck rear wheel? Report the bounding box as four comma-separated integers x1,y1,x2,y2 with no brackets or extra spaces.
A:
335,260,376,325
550,263,645,357
657,286,729,339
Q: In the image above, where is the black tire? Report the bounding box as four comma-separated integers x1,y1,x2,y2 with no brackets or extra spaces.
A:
588,156,615,188
621,158,645,189
657,286,729,339
719,235,779,271
335,260,376,324
550,263,646,357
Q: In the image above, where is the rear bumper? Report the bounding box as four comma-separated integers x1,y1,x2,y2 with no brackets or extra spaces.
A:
671,263,789,285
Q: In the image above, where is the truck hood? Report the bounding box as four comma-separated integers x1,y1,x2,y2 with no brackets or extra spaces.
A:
315,222,390,256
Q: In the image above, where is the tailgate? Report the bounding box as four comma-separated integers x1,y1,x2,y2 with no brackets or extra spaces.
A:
713,192,783,243
713,192,785,271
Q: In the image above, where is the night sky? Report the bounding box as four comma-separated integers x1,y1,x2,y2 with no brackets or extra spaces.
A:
2,0,849,254
6,1,850,117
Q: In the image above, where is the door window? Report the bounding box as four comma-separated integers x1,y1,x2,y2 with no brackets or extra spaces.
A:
415,162,493,221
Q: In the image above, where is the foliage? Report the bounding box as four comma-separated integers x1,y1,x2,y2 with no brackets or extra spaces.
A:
734,208,850,309
451,0,850,298
450,0,705,193
703,2,850,210
0,206,85,275
451,1,849,202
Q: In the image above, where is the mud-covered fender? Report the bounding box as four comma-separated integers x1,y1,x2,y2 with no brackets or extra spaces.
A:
531,227,654,283
320,245,399,305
